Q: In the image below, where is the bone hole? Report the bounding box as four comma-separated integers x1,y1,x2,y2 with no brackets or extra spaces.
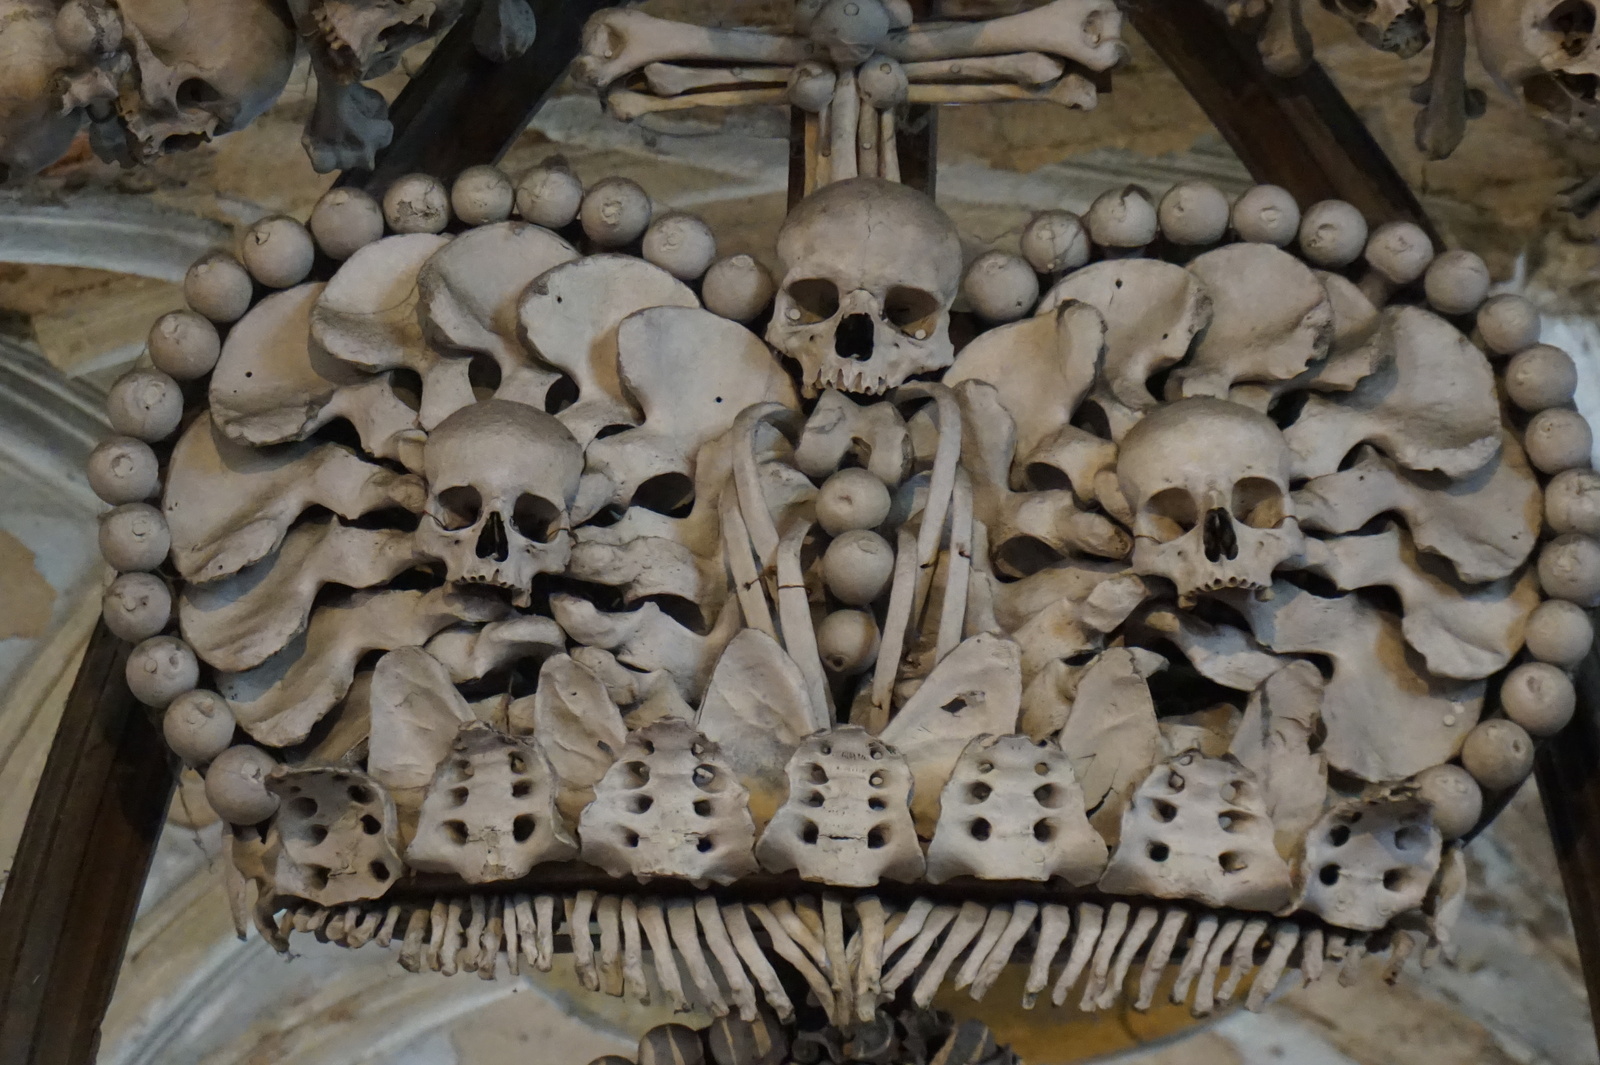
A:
978,761,994,774
1219,810,1249,833
436,486,482,530
869,745,884,760
1034,762,1051,776
941,697,968,714
348,783,374,804
1381,868,1412,892
969,818,992,841
1392,825,1428,850
788,278,840,322
867,825,888,849
369,860,391,882
1152,799,1179,822
1035,784,1063,808
508,751,528,775
684,832,712,854
806,791,825,807
1218,852,1247,873
1319,863,1341,885
802,820,820,844
693,764,722,791
1329,824,1352,847
512,780,532,798
884,286,941,336
1233,477,1288,529
305,865,330,890
1167,772,1186,793
1033,820,1055,842
360,815,382,836
868,796,886,810
455,759,474,777
691,741,707,757
451,786,470,806
1147,841,1170,862
640,737,657,755
633,475,696,518
631,794,654,813
302,824,329,845
512,494,560,542
624,830,640,848
820,743,833,756
693,799,713,817
445,820,470,846
512,814,536,843
1546,0,1596,57
868,771,886,788
1221,780,1246,804
467,352,501,399
289,797,318,818
1202,507,1239,563
624,761,651,787
177,78,224,108
836,314,876,361
1146,487,1198,541
808,763,829,785
967,782,992,803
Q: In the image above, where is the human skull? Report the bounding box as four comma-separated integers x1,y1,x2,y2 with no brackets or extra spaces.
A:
415,399,583,607
1475,0,1600,138
767,177,963,398
1318,0,1430,57
1116,397,1304,606
0,0,84,180
307,0,464,79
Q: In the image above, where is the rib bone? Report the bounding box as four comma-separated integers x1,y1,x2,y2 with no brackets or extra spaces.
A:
1052,902,1104,1006
1024,904,1071,1008
1136,909,1189,1010
972,901,1039,1001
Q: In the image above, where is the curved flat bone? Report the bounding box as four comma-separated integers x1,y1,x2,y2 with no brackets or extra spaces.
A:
637,899,691,1012
1050,902,1104,1006
1055,647,1166,841
1021,424,1117,501
913,900,988,1008
723,903,795,1022
425,615,565,683
1241,583,1483,782
1229,659,1327,852
550,593,738,706
668,898,728,1016
165,413,424,583
1170,912,1219,1005
1425,845,1468,966
882,903,959,996
1143,608,1284,694
748,902,837,1023
954,905,1012,992
508,654,626,824
996,560,1145,690
970,900,1039,1001
885,0,1125,71
179,518,416,672
1098,905,1159,1009
1135,908,1189,1010
865,527,921,732
574,8,810,89
1023,903,1072,1008
767,898,831,971
697,896,758,1021
1192,916,1244,1016
620,897,648,1002
795,391,911,487
367,646,475,792
210,283,421,466
777,519,832,726
897,382,963,626
1246,922,1300,1011
1217,916,1268,1003
1080,901,1130,1010
1284,306,1500,480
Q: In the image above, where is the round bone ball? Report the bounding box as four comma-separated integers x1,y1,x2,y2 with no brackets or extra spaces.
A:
1477,293,1541,355
1539,533,1600,606
1158,180,1230,246
1231,184,1300,246
1021,210,1089,274
241,215,315,289
816,467,893,535
164,689,238,765
1524,599,1595,667
451,165,515,225
581,176,652,248
87,436,160,505
309,187,385,260
383,173,451,234
1424,249,1491,316
204,744,280,825
707,1012,787,1065
702,255,776,322
1086,186,1158,250
787,60,838,112
516,163,585,229
106,368,183,441
816,609,881,675
962,250,1039,323
1297,200,1367,268
1547,468,1600,536
1460,718,1535,792
1500,661,1577,737
99,502,170,572
857,54,908,108
1524,407,1593,474
183,253,253,323
102,572,171,642
638,1024,706,1065
823,528,896,605
148,309,221,380
1412,763,1483,840
125,635,199,708
1504,344,1577,412
642,213,717,281
1363,220,1434,286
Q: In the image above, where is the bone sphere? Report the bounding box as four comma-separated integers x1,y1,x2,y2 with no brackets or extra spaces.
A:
54,0,121,56
147,309,221,380
309,187,385,259
816,609,881,674
1085,186,1158,250
1504,344,1577,412
241,215,315,289
1021,210,1089,274
1158,180,1230,246
962,250,1040,323
102,572,171,642
1297,200,1367,268
515,163,585,228
163,689,238,765
125,635,199,708
106,369,183,441
702,255,775,322
1424,249,1491,316
1525,599,1595,667
1500,661,1576,737
857,54,909,108
1546,468,1600,535
1476,293,1541,355
816,467,893,535
642,213,718,280
87,436,160,505
822,528,896,605
99,502,170,572
787,60,838,111
1524,407,1593,474
1460,718,1535,791
1231,184,1300,246
383,173,451,234
581,177,652,247
1539,533,1600,606
450,165,515,225
183,253,253,323
638,1024,706,1065
1412,764,1483,840
1363,221,1434,285
205,744,281,824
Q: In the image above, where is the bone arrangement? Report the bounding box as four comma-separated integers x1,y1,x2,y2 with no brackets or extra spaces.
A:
89,157,1596,1034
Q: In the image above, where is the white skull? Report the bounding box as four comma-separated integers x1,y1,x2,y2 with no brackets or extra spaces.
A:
1116,397,1304,606
767,177,963,398
1319,0,1430,57
0,0,82,180
308,0,464,79
1475,0,1600,138
416,399,583,607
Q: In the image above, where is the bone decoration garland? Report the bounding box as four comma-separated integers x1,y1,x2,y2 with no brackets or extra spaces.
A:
95,161,1594,1029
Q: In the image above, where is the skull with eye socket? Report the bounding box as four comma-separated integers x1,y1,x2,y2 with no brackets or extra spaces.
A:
1116,397,1305,607
766,177,964,398
415,399,583,607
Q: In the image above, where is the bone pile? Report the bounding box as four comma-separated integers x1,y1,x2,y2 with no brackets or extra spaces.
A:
95,159,1589,1015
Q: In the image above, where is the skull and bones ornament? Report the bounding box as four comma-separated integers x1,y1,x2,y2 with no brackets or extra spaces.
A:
415,399,583,606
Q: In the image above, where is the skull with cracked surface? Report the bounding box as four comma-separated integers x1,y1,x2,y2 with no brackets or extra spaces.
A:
766,177,963,398
1475,0,1600,138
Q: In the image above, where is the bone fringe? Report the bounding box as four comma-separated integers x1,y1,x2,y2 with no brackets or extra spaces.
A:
1217,915,1268,1004
1099,904,1159,1010
955,904,1012,992
971,900,1038,1002
1051,901,1103,1007
748,902,837,1023
570,890,599,991
597,895,625,996
637,898,691,1012
621,896,651,1004
1246,922,1300,1012
914,900,987,1008
1136,907,1188,1010
1192,915,1244,1015
1170,911,1218,1005
723,902,795,1023
697,896,759,1020
1080,900,1130,1010
669,898,729,1016
1023,903,1071,1009
881,903,958,997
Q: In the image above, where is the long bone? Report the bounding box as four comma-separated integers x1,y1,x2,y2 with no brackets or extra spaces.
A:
574,8,812,90
903,52,1066,84
621,897,649,1003
881,903,959,996
1097,906,1159,1009
1192,916,1245,1016
1135,908,1190,1010
1171,912,1220,1005
1217,916,1269,1004
913,900,989,1007
722,903,796,1022
697,896,759,1021
605,87,790,121
884,0,1126,72
636,899,691,1012
1051,902,1105,1006
777,519,833,725
953,905,1013,992
747,902,837,1022
1080,901,1130,1010
906,74,1097,107
970,900,1040,1001
863,527,919,732
1246,922,1302,1011
1023,904,1072,1008
644,63,794,95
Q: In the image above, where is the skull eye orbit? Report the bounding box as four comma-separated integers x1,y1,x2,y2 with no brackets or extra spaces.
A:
512,493,560,543
884,286,942,337
786,278,841,323
437,486,482,531
1232,476,1288,529
1145,487,1198,542
1545,0,1596,58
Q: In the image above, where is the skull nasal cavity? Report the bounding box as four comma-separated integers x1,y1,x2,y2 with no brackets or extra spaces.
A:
477,512,510,561
1203,507,1239,562
836,314,876,361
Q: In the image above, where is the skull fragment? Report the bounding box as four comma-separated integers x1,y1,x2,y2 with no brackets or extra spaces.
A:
1475,0,1600,138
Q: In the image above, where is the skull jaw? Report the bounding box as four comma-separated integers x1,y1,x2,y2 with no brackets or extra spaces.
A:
769,314,955,398
417,519,572,609
1132,521,1304,608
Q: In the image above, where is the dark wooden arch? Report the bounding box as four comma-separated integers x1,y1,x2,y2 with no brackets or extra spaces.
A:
0,2,1593,1061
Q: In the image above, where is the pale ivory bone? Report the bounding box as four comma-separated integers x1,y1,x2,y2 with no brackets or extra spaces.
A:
1141,608,1285,692
1134,908,1189,1010
550,594,742,708
507,654,627,824
408,722,578,882
1241,582,1483,782
925,734,1108,885
265,767,404,905
1229,660,1328,853
884,0,1125,72
757,726,924,886
1474,0,1600,140
1051,901,1105,1006
579,718,759,885
163,412,424,583
794,390,911,486
1053,647,1166,843
991,559,1145,691
1298,794,1443,931
573,7,811,89
366,647,473,793
424,615,565,683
